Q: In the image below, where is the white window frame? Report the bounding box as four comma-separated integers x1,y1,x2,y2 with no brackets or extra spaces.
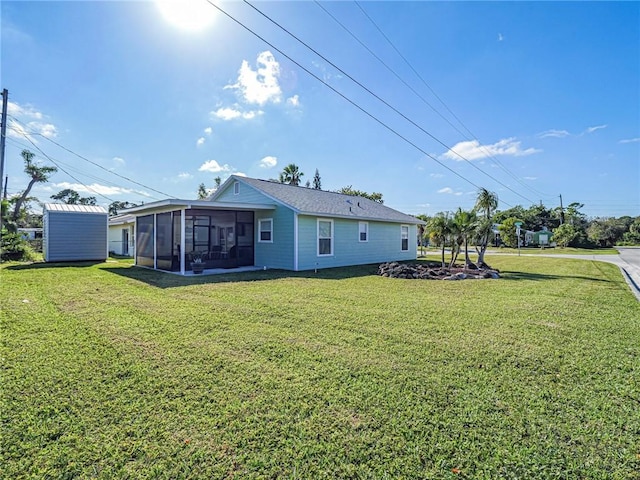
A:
359,221,368,242
258,218,273,243
233,181,240,195
317,218,334,256
401,225,409,251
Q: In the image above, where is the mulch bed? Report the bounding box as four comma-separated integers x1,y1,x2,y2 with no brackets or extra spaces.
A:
378,261,500,280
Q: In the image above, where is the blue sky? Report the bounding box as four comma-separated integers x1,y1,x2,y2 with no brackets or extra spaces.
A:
2,1,638,218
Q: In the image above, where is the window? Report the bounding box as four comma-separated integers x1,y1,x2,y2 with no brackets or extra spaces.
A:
233,181,239,195
258,218,272,242
401,225,409,251
359,221,368,242
318,219,333,256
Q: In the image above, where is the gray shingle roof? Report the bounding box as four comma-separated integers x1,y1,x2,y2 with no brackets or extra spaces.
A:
235,176,424,224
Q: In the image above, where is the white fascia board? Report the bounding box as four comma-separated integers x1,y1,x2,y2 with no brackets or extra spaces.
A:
297,211,425,225
121,199,276,216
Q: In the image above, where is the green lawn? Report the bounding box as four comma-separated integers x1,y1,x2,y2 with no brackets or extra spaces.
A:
2,256,639,479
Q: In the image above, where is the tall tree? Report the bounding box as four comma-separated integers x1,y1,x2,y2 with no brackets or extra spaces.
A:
415,214,431,256
453,208,477,268
553,224,578,248
197,183,208,200
109,201,138,216
12,150,57,222
312,169,322,190
473,187,498,267
214,176,222,189
279,164,304,186
51,188,96,205
427,212,452,268
336,186,384,204
498,217,522,248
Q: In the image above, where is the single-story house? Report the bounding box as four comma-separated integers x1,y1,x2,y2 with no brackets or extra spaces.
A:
533,227,553,246
17,227,43,240
108,213,135,257
43,203,108,262
121,175,425,274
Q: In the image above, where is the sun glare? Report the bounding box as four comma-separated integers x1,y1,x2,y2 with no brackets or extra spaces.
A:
156,0,217,32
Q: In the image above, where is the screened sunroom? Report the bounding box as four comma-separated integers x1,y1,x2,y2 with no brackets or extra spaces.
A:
125,200,274,274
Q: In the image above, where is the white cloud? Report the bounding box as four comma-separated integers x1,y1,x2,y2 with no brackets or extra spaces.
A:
113,157,125,165
204,127,212,135
226,51,282,106
53,182,151,197
211,106,263,121
538,129,570,138
7,101,42,119
619,137,640,144
259,156,277,168
196,137,205,146
430,173,444,178
442,138,541,161
287,95,300,107
198,159,232,173
523,176,538,180
498,33,504,41
6,101,57,140
437,187,463,196
177,172,193,180
585,124,607,134
312,60,343,82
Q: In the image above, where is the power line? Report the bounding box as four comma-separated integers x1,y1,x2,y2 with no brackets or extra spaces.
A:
5,136,162,201
241,0,537,205
7,115,175,198
353,1,555,200
204,0,496,197
14,128,118,203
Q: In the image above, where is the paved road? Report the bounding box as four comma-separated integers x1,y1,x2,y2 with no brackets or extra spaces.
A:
491,248,640,301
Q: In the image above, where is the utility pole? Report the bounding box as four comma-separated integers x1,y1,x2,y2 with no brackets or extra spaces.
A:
3,175,7,199
559,194,565,225
0,88,8,241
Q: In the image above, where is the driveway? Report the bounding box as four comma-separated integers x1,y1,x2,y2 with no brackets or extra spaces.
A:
491,248,640,301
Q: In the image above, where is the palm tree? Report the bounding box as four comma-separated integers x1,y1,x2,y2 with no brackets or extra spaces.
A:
415,214,430,256
279,164,304,186
427,212,452,268
12,150,57,222
473,187,498,267
453,208,477,269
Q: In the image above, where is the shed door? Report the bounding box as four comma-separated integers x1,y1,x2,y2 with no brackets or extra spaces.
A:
122,228,129,255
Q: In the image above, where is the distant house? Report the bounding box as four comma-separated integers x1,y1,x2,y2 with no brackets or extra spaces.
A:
43,203,108,262
533,227,553,247
121,175,425,274
108,213,135,257
17,227,43,240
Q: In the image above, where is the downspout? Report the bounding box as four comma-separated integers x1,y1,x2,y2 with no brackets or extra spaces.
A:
293,212,299,271
180,208,186,275
153,213,157,270
133,216,138,266
105,214,109,260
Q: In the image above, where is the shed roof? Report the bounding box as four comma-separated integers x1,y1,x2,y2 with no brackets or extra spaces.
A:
218,176,425,225
44,203,108,214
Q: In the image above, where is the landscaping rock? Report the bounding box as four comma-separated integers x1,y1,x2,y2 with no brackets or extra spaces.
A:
378,262,500,281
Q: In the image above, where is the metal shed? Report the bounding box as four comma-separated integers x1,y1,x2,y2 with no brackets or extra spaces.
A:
43,203,108,262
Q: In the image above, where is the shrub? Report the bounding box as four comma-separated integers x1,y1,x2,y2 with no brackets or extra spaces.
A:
1,231,37,262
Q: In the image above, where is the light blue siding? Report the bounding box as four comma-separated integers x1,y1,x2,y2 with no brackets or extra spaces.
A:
45,211,107,262
215,180,295,269
215,181,275,205
296,216,417,270
254,206,295,270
